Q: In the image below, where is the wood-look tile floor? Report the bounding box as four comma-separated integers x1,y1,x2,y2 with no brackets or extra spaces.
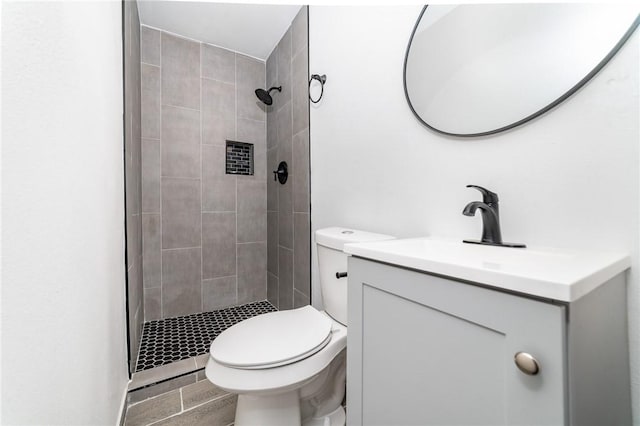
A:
124,379,236,426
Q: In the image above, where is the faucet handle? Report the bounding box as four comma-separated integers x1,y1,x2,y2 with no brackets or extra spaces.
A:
466,185,499,204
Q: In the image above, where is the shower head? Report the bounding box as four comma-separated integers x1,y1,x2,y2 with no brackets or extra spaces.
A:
255,86,282,106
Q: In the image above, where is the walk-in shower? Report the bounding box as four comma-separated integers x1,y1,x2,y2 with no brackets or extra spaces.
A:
122,3,311,398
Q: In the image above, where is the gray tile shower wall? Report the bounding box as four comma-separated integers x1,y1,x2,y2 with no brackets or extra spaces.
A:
125,0,144,374
266,7,311,310
141,26,268,320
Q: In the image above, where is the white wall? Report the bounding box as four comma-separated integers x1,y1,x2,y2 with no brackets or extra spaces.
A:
2,2,129,424
309,5,639,421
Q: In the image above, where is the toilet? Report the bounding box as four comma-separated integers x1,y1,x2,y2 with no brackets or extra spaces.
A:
205,227,394,426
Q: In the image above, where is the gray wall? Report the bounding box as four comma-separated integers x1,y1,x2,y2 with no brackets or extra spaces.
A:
141,27,268,320
266,7,311,310
124,0,144,372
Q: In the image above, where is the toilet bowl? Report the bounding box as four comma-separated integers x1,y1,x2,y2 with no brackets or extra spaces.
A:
205,227,395,426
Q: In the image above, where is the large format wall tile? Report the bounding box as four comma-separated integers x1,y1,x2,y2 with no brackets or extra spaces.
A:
267,148,279,211
128,261,143,362
294,289,310,309
277,102,293,249
237,117,266,148
292,130,309,213
266,48,277,90
162,106,200,178
267,272,278,309
267,211,278,274
126,204,138,268
162,178,201,249
278,246,293,310
141,64,160,139
237,118,266,180
201,44,235,84
265,10,310,311
267,103,278,150
202,212,236,279
144,287,162,321
141,26,160,65
292,48,309,135
238,242,267,304
162,33,200,110
202,78,235,146
125,2,144,373
140,26,273,319
291,7,308,58
237,180,266,243
203,276,237,311
202,145,236,212
236,54,266,122
278,178,293,249
294,213,310,297
276,29,292,104
142,138,160,213
276,101,292,147
162,248,202,318
142,213,161,288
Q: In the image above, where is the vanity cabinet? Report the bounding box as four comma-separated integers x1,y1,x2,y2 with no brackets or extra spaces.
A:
346,257,631,426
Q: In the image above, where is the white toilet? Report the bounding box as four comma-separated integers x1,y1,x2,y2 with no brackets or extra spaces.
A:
205,227,394,426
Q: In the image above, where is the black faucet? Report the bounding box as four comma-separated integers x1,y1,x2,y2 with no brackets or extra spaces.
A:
462,185,526,248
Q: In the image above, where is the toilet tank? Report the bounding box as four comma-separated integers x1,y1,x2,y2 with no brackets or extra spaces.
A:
316,227,395,326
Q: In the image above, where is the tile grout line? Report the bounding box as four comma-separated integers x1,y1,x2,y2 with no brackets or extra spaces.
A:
158,176,200,180
161,246,203,252
203,274,237,281
161,102,200,113
201,75,235,86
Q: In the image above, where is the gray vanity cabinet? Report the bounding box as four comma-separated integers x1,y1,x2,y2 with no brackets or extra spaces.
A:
346,257,631,426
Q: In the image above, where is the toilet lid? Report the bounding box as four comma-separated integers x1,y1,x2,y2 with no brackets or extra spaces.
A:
210,305,333,369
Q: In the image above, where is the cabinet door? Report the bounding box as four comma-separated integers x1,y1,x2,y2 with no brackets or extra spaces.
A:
347,258,567,426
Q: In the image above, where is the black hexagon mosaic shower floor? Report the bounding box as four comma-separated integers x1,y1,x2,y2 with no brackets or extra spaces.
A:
135,300,277,372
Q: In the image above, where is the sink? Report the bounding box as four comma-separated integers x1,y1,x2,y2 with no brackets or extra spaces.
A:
343,237,630,302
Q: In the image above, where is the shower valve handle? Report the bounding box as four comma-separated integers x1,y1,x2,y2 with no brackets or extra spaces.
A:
273,161,288,184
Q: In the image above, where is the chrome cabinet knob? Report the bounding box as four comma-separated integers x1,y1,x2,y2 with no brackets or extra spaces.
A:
514,352,540,375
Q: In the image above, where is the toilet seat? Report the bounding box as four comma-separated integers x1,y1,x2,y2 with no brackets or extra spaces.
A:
206,311,347,395
210,306,333,369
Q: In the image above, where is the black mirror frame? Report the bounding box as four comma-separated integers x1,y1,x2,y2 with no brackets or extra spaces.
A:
403,5,640,138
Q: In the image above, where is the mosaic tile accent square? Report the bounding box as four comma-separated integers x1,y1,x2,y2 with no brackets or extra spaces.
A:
225,140,254,175
136,300,277,372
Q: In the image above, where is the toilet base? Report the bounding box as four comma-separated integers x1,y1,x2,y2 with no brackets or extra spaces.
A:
302,405,346,426
235,391,301,426
234,392,346,426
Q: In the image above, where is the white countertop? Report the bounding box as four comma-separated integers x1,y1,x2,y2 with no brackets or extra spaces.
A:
344,237,630,302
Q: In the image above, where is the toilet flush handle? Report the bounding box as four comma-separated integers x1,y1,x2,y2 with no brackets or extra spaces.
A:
336,272,347,279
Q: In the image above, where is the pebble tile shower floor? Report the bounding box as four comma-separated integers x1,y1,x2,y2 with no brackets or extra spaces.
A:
136,300,277,372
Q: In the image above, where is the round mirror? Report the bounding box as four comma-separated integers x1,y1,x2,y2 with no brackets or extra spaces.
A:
404,4,640,137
